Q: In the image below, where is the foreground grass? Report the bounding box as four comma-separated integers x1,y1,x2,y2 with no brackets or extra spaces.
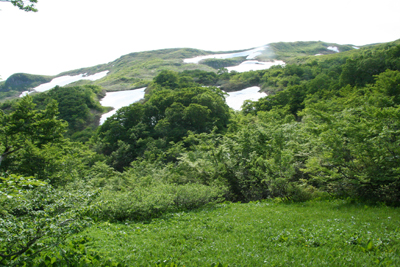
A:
84,200,400,266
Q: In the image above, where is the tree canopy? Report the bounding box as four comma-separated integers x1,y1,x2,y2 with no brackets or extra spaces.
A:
9,0,38,12
0,96,66,175
96,70,230,171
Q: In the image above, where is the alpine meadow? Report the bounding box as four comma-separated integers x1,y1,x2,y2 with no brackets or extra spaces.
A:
1,2,400,266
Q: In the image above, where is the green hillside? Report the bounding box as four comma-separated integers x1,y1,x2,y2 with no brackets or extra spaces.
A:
57,48,220,91
1,39,400,266
60,42,358,91
1,41,360,97
0,73,52,99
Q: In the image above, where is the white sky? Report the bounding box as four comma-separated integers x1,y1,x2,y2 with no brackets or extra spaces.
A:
1,0,399,80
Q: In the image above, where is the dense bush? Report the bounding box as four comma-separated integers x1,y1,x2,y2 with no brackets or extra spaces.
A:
32,85,107,140
0,175,99,266
95,183,225,222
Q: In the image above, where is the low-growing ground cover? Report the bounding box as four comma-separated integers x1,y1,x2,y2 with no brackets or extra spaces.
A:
84,200,400,266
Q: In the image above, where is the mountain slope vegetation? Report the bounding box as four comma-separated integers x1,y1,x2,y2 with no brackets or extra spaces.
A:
1,39,400,266
1,41,358,98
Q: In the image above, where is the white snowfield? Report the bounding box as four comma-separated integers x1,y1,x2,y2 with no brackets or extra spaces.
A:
19,91,31,97
19,71,110,96
99,87,146,125
225,86,266,110
327,46,340,53
183,46,268,64
227,60,285,73
184,45,285,73
19,71,109,97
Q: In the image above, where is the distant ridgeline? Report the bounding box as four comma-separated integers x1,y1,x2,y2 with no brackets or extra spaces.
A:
0,73,53,98
0,41,357,99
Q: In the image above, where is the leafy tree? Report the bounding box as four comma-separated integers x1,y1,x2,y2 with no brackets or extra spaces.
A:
373,69,400,104
4,0,38,12
339,44,400,87
97,72,230,171
154,70,180,89
0,96,66,173
32,85,106,140
172,110,313,202
182,70,218,86
301,76,400,203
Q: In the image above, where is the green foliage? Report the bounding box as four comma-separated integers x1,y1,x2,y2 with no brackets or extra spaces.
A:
153,70,180,89
302,89,400,202
269,41,355,62
44,141,105,186
181,70,218,86
339,43,400,87
33,236,115,267
65,48,217,92
171,112,314,202
10,0,38,12
0,175,99,266
0,96,67,177
95,182,224,222
200,57,246,69
219,70,263,92
32,84,107,140
3,39,400,265
1,73,52,93
97,72,230,171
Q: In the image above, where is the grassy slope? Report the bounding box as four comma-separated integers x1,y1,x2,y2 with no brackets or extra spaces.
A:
0,73,53,100
60,42,358,92
85,200,400,266
59,48,220,91
268,41,356,63
1,41,362,96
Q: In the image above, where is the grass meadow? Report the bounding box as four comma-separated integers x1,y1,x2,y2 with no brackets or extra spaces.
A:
83,200,400,266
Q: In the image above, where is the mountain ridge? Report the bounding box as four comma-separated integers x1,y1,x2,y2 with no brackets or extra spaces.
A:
0,40,368,99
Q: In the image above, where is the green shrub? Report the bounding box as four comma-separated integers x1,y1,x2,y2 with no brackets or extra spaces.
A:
95,183,225,222
0,175,99,266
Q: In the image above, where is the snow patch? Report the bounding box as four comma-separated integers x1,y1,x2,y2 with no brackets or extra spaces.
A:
184,46,284,73
227,60,285,73
31,70,109,93
183,46,268,64
327,46,339,53
19,91,30,97
225,86,266,110
99,87,146,125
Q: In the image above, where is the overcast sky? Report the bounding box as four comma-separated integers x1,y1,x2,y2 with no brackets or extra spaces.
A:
1,0,399,80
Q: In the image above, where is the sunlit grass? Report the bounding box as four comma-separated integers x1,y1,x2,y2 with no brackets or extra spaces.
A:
84,200,400,266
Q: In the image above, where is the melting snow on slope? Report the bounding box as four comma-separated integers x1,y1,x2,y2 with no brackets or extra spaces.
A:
19,91,31,97
225,86,266,110
327,46,340,53
98,86,266,124
99,87,146,125
31,70,109,93
227,60,285,73
183,46,268,64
